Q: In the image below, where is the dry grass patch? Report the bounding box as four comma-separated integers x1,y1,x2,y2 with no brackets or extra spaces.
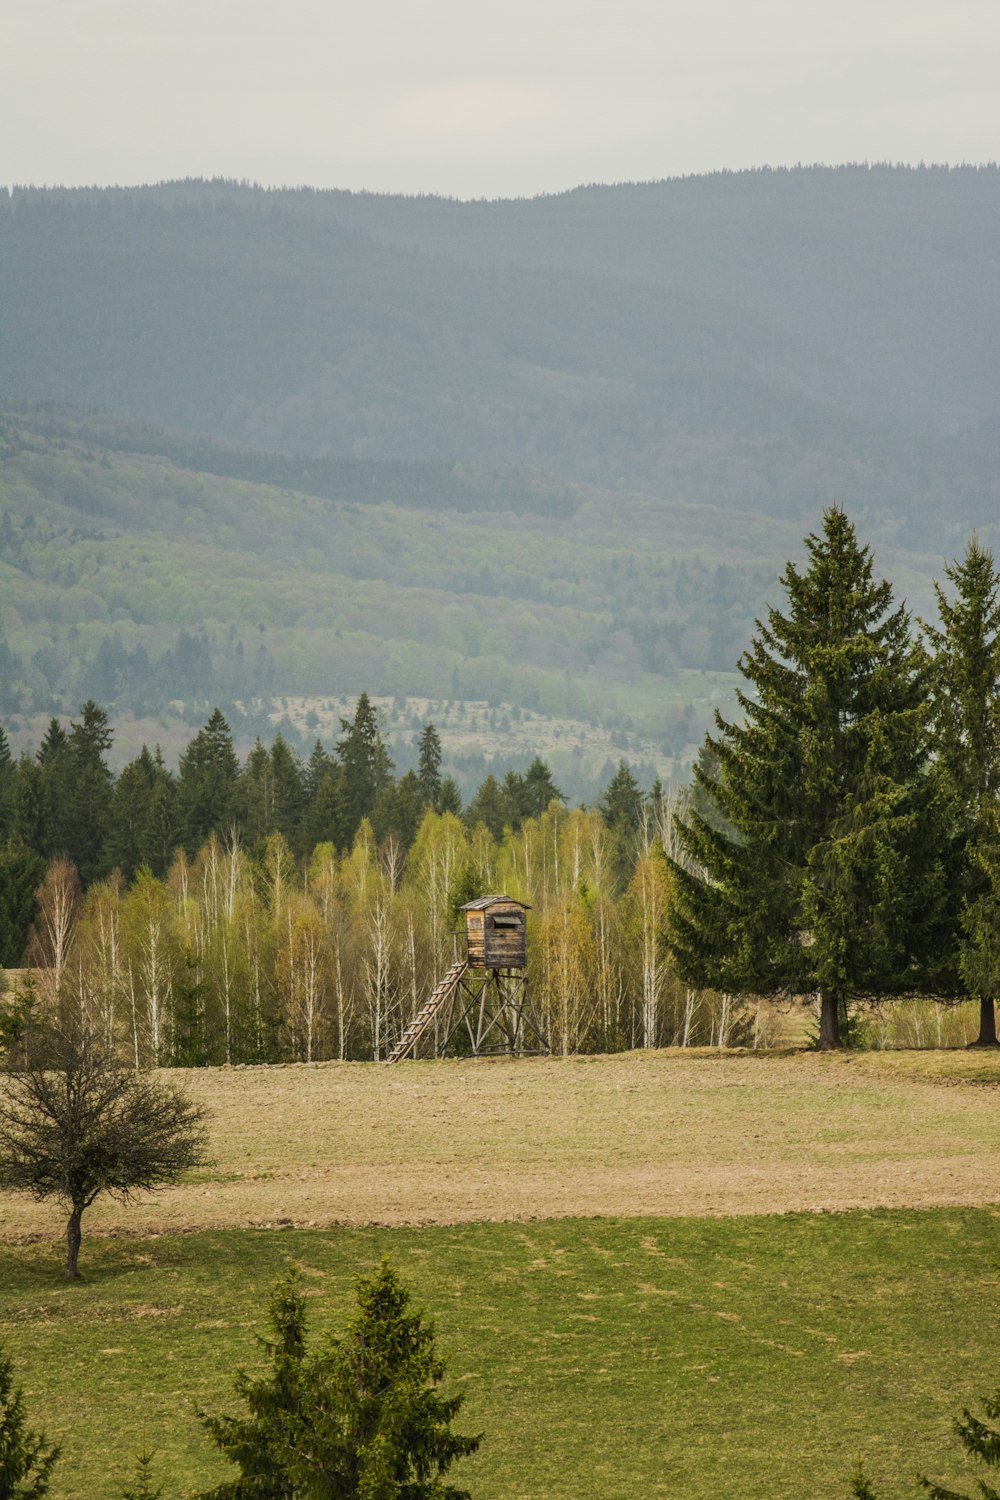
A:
2,1048,997,1243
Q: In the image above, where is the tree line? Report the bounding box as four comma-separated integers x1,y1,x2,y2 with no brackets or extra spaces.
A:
0,694,566,962
4,787,738,1066
4,509,1000,1058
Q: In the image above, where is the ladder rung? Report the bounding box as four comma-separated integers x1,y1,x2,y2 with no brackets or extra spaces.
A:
386,961,467,1063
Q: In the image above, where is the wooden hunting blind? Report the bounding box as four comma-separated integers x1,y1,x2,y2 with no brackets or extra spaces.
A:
461,895,530,970
386,893,545,1063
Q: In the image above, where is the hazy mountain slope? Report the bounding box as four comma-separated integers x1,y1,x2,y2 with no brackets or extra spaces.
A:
3,169,998,535
0,404,777,748
296,166,1000,436
0,405,962,761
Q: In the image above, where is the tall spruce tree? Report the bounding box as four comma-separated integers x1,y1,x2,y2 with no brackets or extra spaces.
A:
0,844,46,968
106,747,158,882
268,736,305,853
139,751,181,878
417,723,443,810
62,701,114,885
336,694,393,847
668,508,945,1049
924,538,1000,1046
32,722,68,861
599,761,646,889
177,709,242,854
465,773,507,839
0,723,13,843
241,734,306,851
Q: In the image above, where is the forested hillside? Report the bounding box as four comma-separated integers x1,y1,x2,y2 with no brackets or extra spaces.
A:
0,401,792,765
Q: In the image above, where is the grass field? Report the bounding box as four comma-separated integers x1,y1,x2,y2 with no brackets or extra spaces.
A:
2,1210,999,1499
1,1048,999,1498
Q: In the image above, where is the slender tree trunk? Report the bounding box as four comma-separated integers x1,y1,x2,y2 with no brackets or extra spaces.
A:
970,996,999,1047
66,1205,83,1280
818,990,842,1050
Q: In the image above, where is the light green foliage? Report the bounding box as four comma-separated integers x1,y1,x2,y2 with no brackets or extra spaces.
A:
33,800,751,1064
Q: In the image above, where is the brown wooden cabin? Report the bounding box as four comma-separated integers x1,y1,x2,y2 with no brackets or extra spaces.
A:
460,895,530,970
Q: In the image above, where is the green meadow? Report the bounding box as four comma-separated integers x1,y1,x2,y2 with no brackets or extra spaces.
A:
3,1207,998,1499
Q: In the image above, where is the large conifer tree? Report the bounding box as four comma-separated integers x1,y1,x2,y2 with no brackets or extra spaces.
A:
177,709,242,854
62,701,114,884
668,508,945,1048
924,537,1000,1046
336,693,393,846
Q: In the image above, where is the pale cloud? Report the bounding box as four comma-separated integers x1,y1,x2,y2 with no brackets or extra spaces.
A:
385,83,561,156
2,0,998,194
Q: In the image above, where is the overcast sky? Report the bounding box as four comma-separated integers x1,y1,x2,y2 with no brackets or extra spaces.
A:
3,0,998,198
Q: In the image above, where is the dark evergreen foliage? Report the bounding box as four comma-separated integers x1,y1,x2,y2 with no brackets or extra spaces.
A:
140,753,182,878
61,701,114,884
464,773,506,839
417,723,443,811
0,725,13,843
851,1383,1000,1498
436,778,463,819
0,1342,60,1499
920,1387,1000,1499
375,770,426,851
336,694,394,848
177,709,243,854
668,508,948,1048
0,844,46,967
10,759,47,858
599,760,646,888
197,1260,480,1500
117,1453,164,1500
924,539,1000,1046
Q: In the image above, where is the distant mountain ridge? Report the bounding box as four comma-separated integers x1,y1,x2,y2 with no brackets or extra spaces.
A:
2,166,999,540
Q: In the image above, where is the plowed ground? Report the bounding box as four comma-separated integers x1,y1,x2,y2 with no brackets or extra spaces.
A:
2,1048,997,1242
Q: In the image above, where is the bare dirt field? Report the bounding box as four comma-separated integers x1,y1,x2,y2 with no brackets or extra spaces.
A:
1,1048,998,1243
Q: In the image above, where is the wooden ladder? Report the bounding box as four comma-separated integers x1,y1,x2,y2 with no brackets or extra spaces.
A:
385,960,468,1064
